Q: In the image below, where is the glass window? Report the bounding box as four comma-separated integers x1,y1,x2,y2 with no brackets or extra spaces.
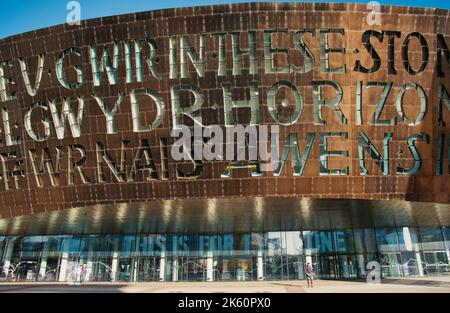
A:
186,234,200,257
250,233,265,253
422,251,449,275
233,233,251,255
379,252,402,277
143,235,166,256
168,235,189,257
355,253,378,278
22,236,45,257
78,235,102,258
400,251,421,276
283,231,303,255
221,234,234,256
267,232,282,256
264,255,283,280
420,228,445,251
1,237,16,262
198,234,237,256
11,237,25,258
334,230,354,253
441,227,450,251
119,235,138,256
376,228,399,252
117,258,133,282
135,235,160,257
200,234,226,255
101,235,121,256
353,229,376,253
397,227,420,251
0,236,5,262
338,254,358,278
303,231,334,253
44,236,62,256
60,236,82,254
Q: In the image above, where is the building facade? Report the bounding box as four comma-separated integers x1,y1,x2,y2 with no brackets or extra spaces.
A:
0,2,449,282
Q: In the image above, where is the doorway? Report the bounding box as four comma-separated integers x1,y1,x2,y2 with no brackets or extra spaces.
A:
313,255,340,279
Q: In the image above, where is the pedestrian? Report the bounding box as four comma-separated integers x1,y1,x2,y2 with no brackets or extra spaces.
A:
305,262,314,288
77,264,85,285
81,264,87,283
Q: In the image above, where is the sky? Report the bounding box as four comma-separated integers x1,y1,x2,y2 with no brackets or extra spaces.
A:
0,0,448,39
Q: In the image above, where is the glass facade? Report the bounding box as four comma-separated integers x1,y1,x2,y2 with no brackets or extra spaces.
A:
0,226,449,282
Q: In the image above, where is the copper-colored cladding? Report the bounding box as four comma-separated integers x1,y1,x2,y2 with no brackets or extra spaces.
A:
0,2,449,222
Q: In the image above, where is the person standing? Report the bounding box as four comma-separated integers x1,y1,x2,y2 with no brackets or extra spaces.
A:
80,264,87,284
77,264,85,285
305,262,314,288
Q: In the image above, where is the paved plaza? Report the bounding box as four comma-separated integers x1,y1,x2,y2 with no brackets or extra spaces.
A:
0,277,449,293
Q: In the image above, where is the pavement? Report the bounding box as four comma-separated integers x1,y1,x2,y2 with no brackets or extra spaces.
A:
0,276,449,293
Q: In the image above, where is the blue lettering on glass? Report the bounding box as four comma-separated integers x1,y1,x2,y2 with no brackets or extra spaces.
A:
334,231,346,252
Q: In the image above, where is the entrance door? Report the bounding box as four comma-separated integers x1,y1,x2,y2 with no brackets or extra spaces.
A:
13,258,39,281
90,257,113,281
233,258,253,281
314,255,340,279
137,257,160,282
179,257,207,281
42,258,59,281
379,252,402,277
215,256,255,281
423,251,450,276
338,255,358,279
117,257,134,282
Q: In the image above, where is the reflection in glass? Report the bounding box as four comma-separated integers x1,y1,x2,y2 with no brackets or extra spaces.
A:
0,226,449,282
353,229,376,253
376,228,399,252
420,228,446,251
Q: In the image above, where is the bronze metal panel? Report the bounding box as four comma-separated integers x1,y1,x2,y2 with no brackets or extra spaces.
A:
0,3,448,225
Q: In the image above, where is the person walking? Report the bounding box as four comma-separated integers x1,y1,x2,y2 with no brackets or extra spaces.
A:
305,262,314,288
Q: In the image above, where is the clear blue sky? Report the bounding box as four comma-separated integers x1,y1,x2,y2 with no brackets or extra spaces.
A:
0,0,448,39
